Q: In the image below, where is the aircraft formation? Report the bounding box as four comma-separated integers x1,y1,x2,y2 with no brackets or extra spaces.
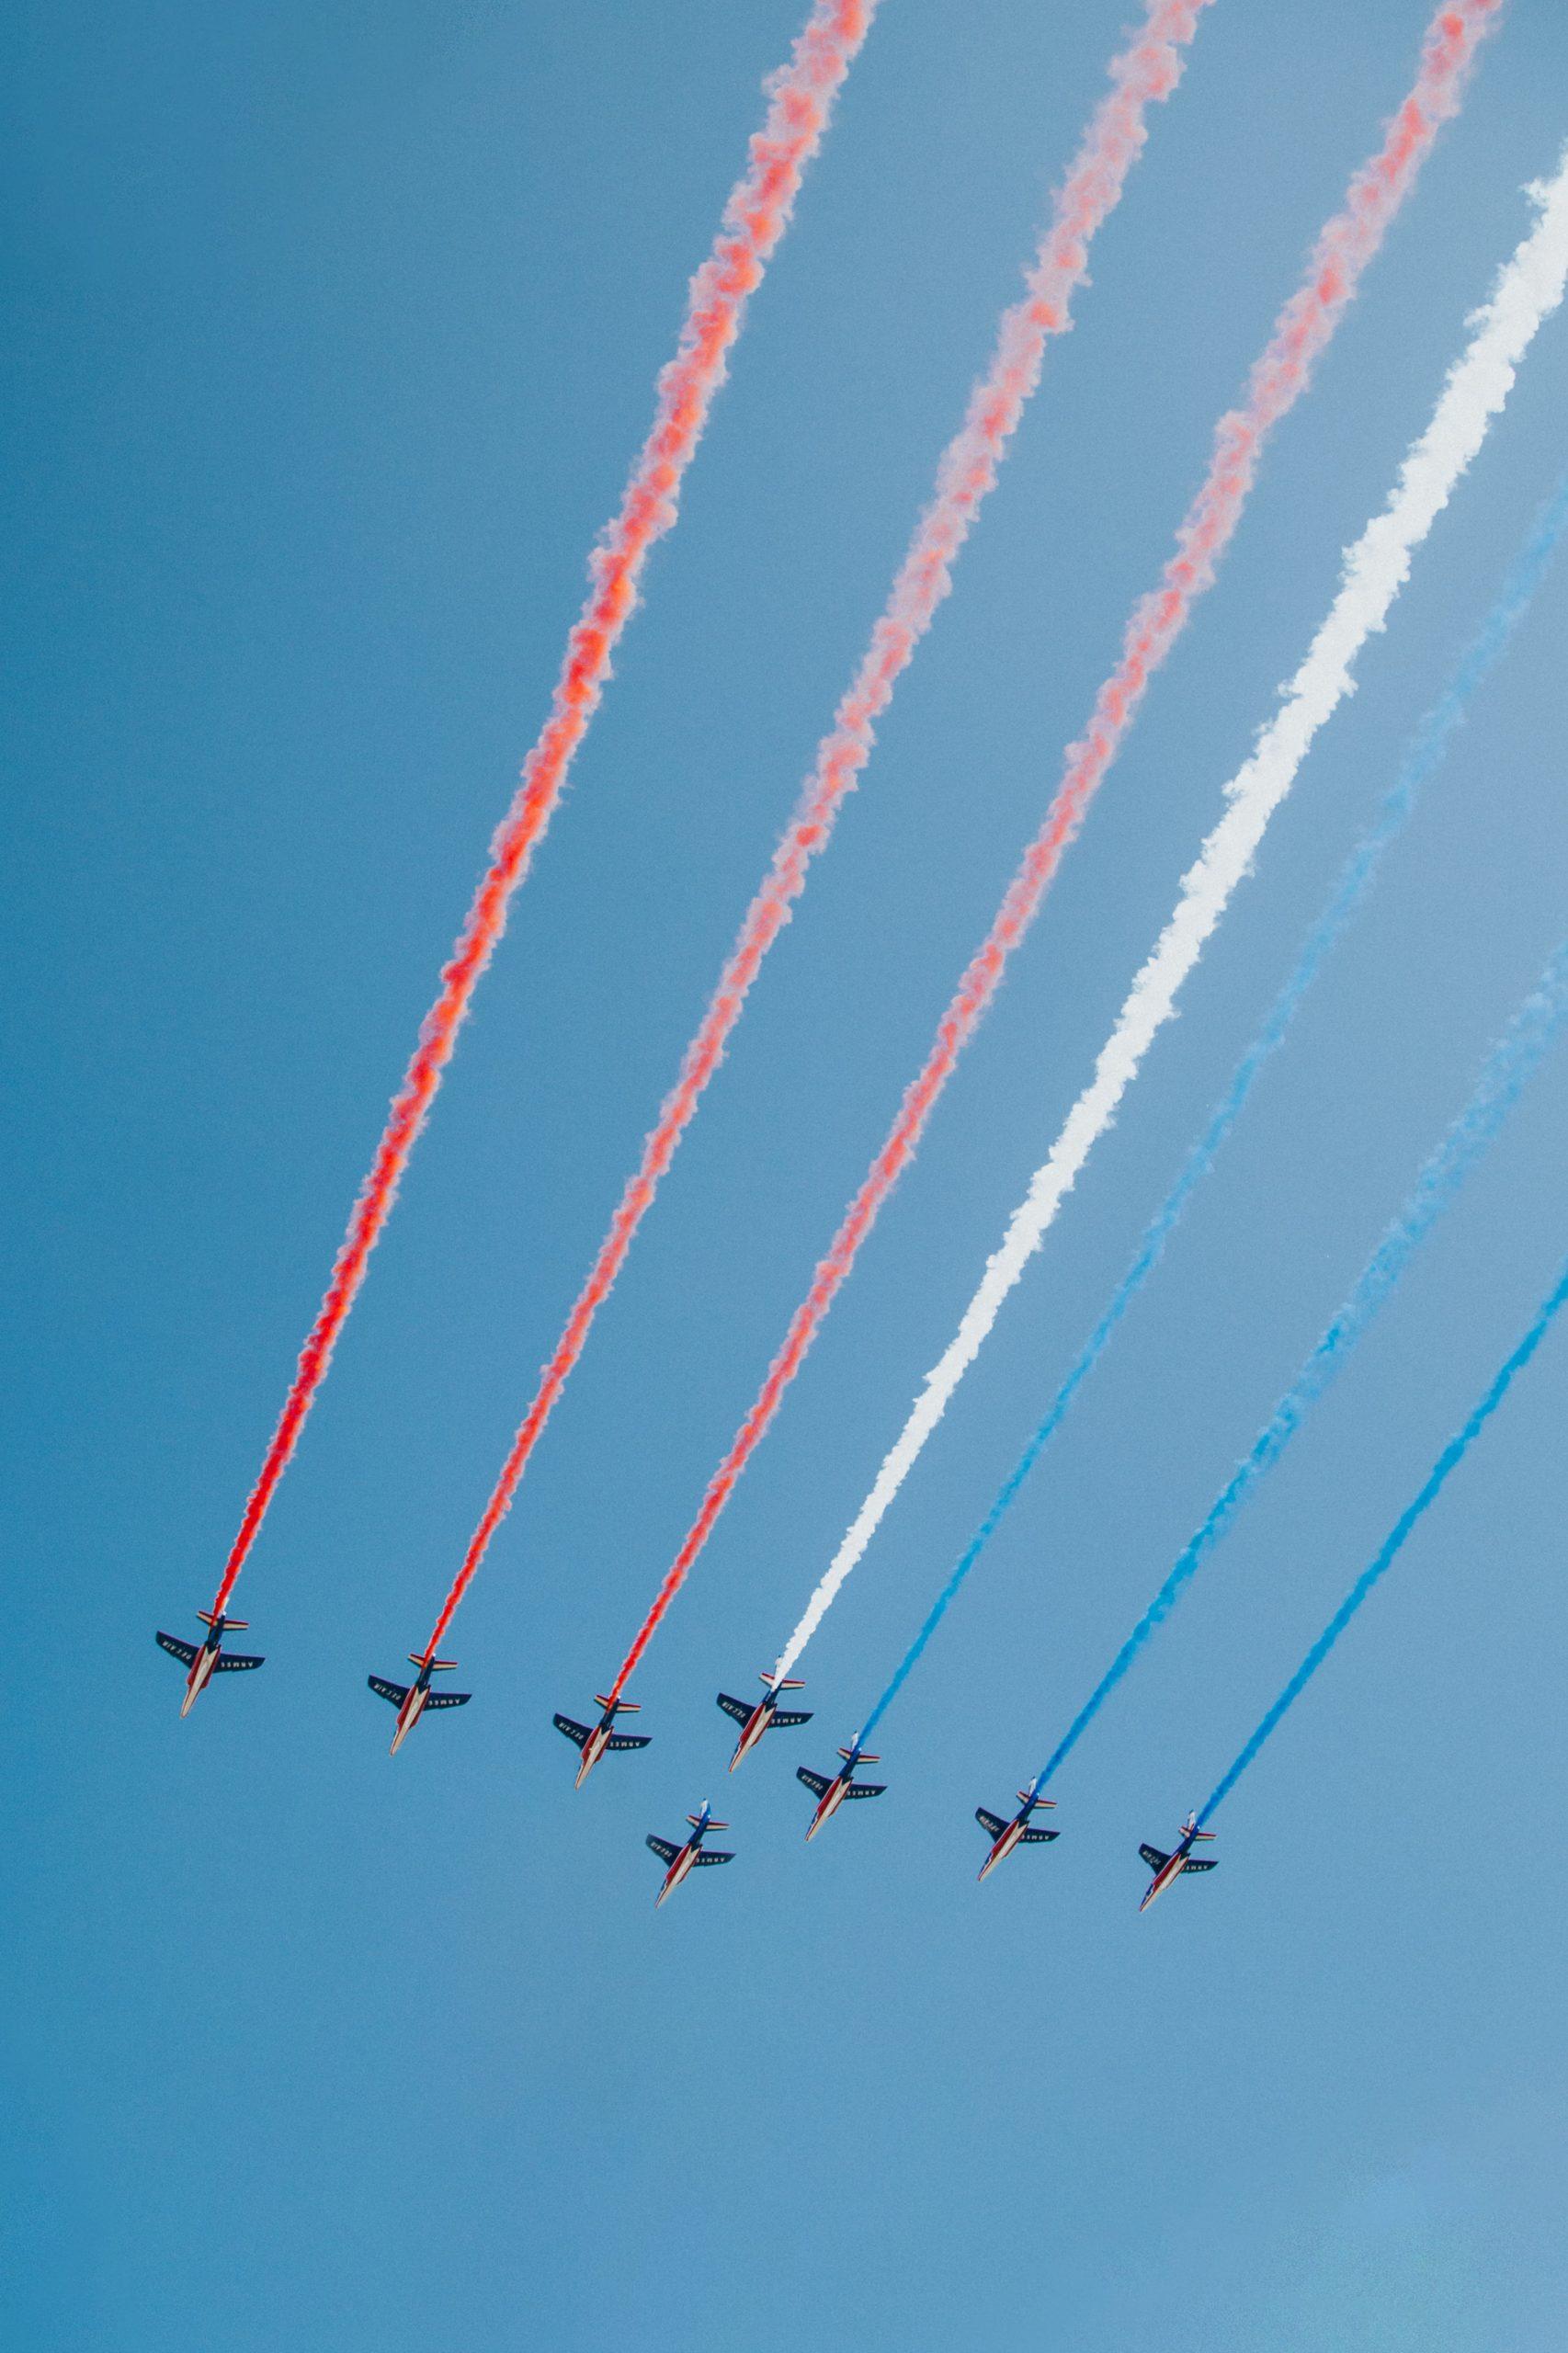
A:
154,1,1568,1920
153,1617,1217,1910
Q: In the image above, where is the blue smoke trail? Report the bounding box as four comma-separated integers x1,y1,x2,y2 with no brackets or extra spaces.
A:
1033,939,1568,1785
1199,1249,1568,1823
858,476,1568,1746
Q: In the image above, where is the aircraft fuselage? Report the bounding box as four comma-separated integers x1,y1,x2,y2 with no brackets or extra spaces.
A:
180,1638,222,1717
390,1678,432,1755
978,1818,1028,1881
656,1846,699,1905
1140,1846,1195,1912
729,1697,778,1770
805,1777,850,1840
574,1718,616,1788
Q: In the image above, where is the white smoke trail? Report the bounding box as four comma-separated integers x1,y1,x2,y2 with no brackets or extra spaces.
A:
774,146,1568,1683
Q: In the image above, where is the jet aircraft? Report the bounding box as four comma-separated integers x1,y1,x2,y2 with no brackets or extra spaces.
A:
553,1693,650,1788
368,1654,472,1754
645,1802,733,1905
716,1671,812,1769
1138,1812,1218,1911
797,1733,886,1840
974,1775,1060,1881
155,1611,265,1716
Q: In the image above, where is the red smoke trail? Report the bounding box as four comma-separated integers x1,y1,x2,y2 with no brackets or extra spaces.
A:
207,2,876,1620
424,0,1213,1656
607,0,1504,1699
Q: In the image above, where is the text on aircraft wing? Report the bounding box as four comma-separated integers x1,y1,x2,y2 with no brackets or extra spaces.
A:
156,1633,199,1665
691,1849,733,1866
214,1652,265,1673
716,1694,751,1724
369,1677,411,1706
1019,1825,1060,1843
422,1690,471,1709
1181,1856,1218,1872
797,1768,832,1797
771,1709,812,1728
842,1781,886,1800
976,1809,1009,1838
552,1714,589,1747
646,1836,680,1864
607,1733,651,1751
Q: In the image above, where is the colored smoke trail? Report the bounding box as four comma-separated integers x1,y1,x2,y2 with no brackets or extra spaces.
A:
607,0,1505,1703
858,466,1568,1741
782,151,1568,1690
1199,1249,1568,1823
1040,935,1568,1788
425,0,1213,1655
208,2,878,1616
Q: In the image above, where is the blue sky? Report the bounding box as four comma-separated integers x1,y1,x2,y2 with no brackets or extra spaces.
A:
6,4,1568,2346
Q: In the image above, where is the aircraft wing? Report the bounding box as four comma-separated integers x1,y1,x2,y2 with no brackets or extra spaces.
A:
976,1808,1008,1838
424,1691,471,1709
771,1709,812,1729
369,1677,410,1707
716,1693,751,1724
843,1781,886,1800
156,1632,199,1666
1019,1825,1059,1843
607,1733,651,1752
797,1768,832,1798
1182,1856,1217,1872
692,1849,733,1867
646,1836,680,1865
552,1713,589,1748
1139,1845,1170,1871
214,1652,265,1673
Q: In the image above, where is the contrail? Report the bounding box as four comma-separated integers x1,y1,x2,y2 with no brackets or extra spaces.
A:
606,0,1506,1703
1199,1246,1568,1824
777,144,1568,1691
423,0,1214,1656
857,467,1568,1741
1038,935,1568,1788
205,1,879,1616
